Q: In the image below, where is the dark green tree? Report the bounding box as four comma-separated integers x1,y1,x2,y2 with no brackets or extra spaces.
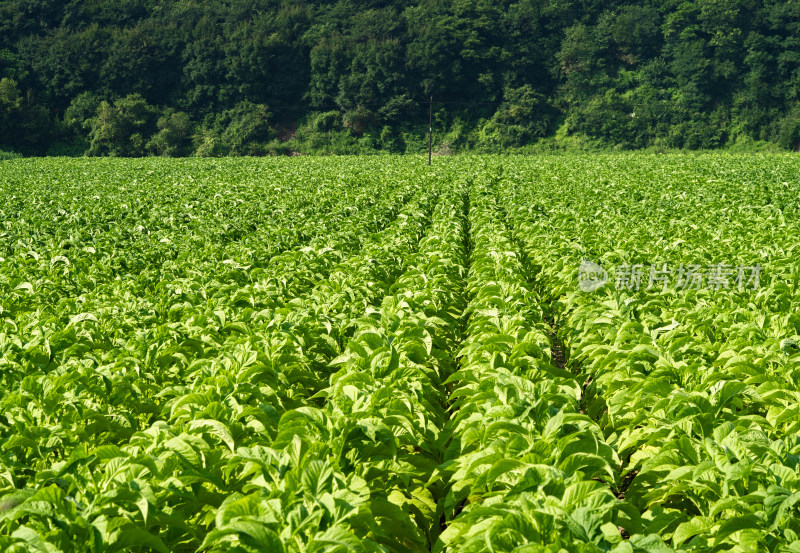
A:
87,93,158,156
148,111,194,157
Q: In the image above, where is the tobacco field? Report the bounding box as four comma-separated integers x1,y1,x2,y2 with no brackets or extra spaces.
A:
1,154,800,552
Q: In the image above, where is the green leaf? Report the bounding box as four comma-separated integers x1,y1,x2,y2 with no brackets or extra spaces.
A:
202,521,284,552
713,514,762,546
673,516,714,547
110,526,170,553
186,419,236,452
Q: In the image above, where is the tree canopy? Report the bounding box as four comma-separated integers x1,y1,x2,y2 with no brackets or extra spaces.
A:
1,0,799,155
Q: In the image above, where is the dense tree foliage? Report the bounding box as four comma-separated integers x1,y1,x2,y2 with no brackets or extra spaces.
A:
0,0,799,155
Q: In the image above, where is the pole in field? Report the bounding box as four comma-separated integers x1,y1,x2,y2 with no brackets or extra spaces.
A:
428,95,433,166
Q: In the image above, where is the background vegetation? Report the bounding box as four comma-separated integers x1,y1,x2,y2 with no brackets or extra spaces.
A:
1,0,799,156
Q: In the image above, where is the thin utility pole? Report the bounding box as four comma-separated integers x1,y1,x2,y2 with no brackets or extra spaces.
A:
428,95,433,166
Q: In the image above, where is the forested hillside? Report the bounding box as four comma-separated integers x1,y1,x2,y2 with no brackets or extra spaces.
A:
1,0,799,156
